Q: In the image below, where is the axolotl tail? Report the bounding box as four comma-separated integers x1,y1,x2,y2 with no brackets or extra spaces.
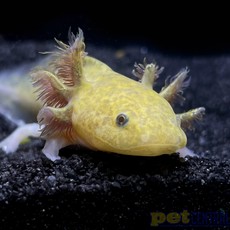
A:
0,63,42,125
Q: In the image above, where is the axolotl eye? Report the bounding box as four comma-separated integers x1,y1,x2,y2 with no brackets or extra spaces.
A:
116,113,129,127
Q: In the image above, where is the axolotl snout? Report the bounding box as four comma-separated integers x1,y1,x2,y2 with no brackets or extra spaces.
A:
0,29,205,161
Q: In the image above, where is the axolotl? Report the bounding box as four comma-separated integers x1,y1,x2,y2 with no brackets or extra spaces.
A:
0,29,205,161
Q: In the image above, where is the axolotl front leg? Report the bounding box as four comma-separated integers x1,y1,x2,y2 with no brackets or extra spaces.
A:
0,122,71,161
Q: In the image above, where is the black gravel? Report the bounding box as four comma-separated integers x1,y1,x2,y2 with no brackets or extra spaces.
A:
0,38,230,230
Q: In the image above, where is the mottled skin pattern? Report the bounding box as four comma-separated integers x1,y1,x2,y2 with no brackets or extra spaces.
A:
72,59,186,155
0,29,205,161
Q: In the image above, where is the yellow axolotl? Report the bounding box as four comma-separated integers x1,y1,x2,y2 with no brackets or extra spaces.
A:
0,29,205,161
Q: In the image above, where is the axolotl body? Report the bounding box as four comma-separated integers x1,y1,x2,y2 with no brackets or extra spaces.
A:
0,29,205,161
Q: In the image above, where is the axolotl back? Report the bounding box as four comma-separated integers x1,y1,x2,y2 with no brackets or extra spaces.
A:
0,29,205,161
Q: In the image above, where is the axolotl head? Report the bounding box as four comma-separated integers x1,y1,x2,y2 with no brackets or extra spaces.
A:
71,76,187,157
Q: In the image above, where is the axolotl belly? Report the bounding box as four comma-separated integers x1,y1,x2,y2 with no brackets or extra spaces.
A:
0,29,205,161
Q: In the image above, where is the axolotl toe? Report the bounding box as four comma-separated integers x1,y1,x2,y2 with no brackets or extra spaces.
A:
0,29,205,161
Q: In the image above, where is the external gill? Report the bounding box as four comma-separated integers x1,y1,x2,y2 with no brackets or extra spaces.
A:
160,68,190,105
50,28,86,86
31,28,85,141
177,107,206,131
133,59,164,89
133,60,190,106
133,60,205,132
31,70,72,107
37,106,75,141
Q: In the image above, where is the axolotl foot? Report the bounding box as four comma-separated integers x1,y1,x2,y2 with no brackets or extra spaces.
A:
177,147,197,158
42,137,70,161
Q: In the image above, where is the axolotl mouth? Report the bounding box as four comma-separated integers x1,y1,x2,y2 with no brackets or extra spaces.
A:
90,125,188,157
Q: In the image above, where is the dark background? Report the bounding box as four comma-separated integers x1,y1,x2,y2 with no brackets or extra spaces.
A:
1,4,230,55
1,4,230,230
